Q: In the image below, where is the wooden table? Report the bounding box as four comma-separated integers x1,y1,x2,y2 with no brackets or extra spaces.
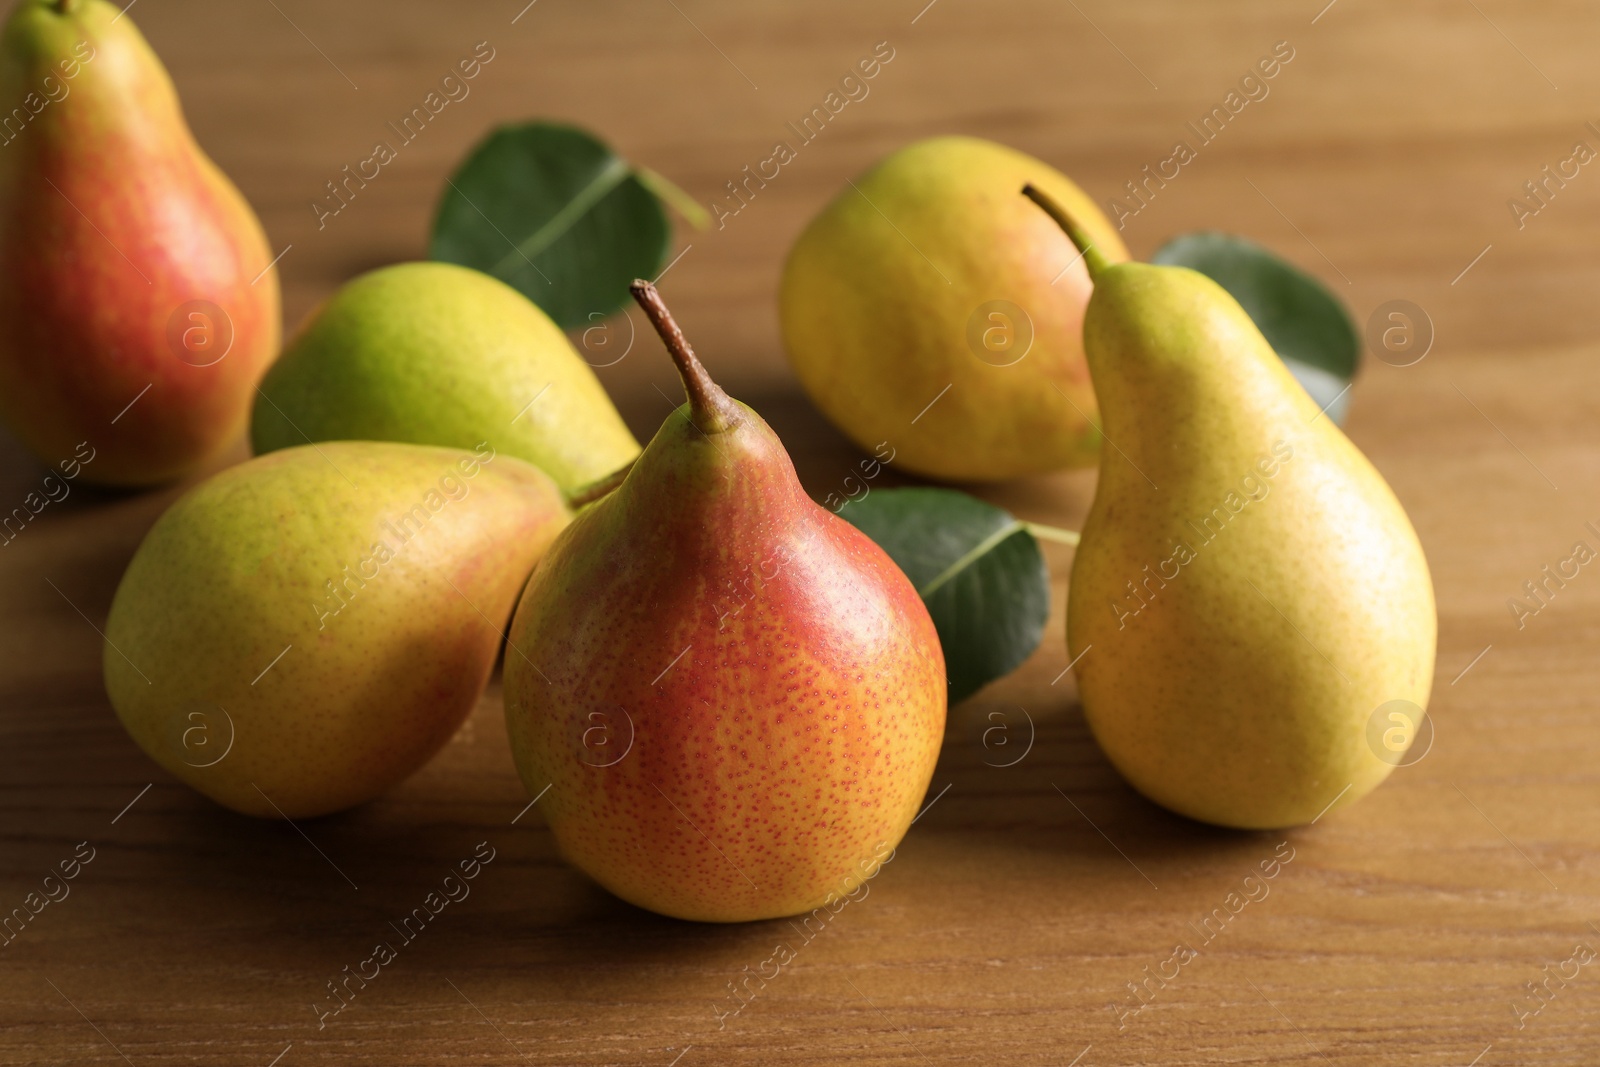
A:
4,0,1599,1062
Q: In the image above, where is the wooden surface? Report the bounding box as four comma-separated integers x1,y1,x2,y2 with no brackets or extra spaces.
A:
4,0,1600,1063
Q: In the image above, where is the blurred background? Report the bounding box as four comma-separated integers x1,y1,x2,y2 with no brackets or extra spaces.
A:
76,0,1600,407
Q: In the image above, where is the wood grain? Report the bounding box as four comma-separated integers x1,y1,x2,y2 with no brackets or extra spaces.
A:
4,0,1600,1063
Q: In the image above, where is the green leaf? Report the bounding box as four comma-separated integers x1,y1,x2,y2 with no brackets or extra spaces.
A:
429,122,672,328
838,488,1052,705
1152,232,1359,423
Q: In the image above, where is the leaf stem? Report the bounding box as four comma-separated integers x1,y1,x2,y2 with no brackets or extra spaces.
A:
565,457,636,509
635,166,711,231
1023,522,1081,546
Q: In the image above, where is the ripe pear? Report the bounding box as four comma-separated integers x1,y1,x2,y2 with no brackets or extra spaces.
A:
103,442,569,819
503,281,946,923
0,0,280,487
1024,187,1436,830
252,263,640,495
779,136,1127,482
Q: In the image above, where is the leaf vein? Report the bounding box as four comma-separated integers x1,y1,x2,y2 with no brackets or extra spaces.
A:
490,155,633,278
919,520,1025,599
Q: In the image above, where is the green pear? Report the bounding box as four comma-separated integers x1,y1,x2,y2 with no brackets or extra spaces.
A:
103,441,569,818
779,136,1127,482
251,262,640,495
1024,187,1436,830
502,281,946,923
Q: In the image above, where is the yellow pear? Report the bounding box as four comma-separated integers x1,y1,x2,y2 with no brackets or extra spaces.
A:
779,136,1127,481
104,442,569,818
1025,187,1436,829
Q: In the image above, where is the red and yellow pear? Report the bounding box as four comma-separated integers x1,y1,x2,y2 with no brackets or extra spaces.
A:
504,281,947,923
0,0,279,486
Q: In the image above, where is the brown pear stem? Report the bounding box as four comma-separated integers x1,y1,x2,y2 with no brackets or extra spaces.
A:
1022,184,1110,281
56,0,83,12
629,279,741,435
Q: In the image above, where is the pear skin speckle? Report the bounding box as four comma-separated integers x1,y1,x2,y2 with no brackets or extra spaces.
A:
103,443,570,818
505,398,946,922
1067,264,1436,830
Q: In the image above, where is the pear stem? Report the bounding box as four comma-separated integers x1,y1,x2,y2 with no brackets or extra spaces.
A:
55,0,83,12
629,279,741,435
1022,184,1110,281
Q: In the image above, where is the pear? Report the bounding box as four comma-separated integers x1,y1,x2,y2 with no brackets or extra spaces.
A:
103,441,569,818
1024,186,1436,830
252,263,641,495
0,0,280,487
779,136,1127,482
503,281,946,922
